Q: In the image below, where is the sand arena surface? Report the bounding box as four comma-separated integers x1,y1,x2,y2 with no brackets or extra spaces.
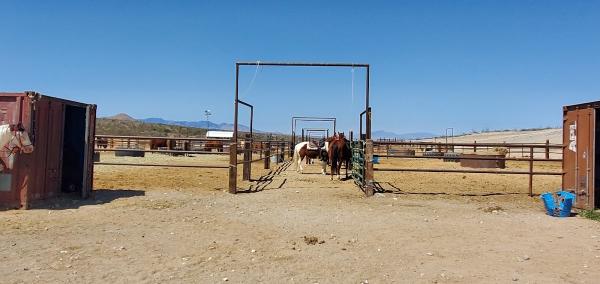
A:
1,153,599,283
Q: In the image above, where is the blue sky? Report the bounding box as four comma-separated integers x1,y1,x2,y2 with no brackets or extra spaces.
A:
1,1,598,135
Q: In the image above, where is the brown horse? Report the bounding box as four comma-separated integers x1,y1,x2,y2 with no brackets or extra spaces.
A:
202,140,224,152
328,133,351,180
150,138,177,150
96,137,108,149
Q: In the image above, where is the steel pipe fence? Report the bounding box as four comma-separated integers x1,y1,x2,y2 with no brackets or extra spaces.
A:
94,135,289,170
372,141,565,196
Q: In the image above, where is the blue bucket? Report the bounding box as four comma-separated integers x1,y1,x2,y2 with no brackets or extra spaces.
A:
556,191,575,217
540,191,575,217
540,192,556,216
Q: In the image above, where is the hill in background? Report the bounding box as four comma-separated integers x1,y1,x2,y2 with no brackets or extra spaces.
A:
141,117,251,132
96,116,286,140
105,113,136,121
96,118,208,137
99,113,253,132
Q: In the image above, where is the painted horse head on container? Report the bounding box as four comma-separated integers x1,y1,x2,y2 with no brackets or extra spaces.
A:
0,123,34,170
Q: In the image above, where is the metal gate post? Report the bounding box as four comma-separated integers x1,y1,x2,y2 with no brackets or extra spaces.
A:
228,142,237,193
230,62,240,194
243,134,251,180
365,139,375,196
529,146,534,196
264,142,271,169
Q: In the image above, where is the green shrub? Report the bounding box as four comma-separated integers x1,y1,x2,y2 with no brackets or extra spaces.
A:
580,210,600,222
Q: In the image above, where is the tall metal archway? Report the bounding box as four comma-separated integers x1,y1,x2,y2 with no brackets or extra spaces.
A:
291,116,336,146
230,62,371,193
302,128,329,141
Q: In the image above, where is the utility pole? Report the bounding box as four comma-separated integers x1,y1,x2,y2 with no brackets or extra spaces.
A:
445,127,454,152
204,110,212,135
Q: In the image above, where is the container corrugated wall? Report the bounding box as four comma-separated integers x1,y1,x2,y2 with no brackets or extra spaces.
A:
0,92,96,209
563,101,599,209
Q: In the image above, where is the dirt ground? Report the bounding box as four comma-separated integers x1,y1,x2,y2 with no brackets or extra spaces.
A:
1,153,599,283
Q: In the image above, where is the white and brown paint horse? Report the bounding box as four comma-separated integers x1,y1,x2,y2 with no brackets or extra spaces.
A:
0,124,34,171
293,139,329,174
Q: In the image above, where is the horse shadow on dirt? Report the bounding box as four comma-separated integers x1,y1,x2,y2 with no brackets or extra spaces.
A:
25,189,145,210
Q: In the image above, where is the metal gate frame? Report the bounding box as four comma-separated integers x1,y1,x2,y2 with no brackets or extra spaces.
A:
301,128,330,141
292,116,336,150
350,139,375,196
230,62,372,194
351,140,365,187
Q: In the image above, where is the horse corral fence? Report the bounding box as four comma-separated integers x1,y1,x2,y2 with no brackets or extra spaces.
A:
94,135,565,198
94,135,289,174
94,60,566,199
371,140,565,196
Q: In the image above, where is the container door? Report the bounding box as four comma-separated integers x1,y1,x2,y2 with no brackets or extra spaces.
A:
27,99,50,202
81,104,96,199
563,108,595,209
44,101,65,198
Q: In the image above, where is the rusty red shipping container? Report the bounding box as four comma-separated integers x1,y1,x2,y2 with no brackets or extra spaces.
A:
563,101,600,209
0,92,96,209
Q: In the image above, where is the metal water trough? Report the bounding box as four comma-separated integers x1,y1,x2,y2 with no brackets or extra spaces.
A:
443,152,461,162
115,147,145,157
389,149,416,156
460,154,506,169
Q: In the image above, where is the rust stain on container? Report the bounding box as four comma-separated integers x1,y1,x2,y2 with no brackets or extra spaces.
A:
0,92,96,209
563,101,598,209
460,154,506,169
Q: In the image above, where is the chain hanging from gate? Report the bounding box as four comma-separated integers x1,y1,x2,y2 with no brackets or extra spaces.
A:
351,140,366,187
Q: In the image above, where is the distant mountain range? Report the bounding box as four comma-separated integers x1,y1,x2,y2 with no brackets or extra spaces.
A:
141,117,253,132
104,113,253,132
372,130,437,140
103,114,436,138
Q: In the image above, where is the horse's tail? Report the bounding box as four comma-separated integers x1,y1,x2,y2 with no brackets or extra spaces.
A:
344,142,352,170
331,143,340,175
